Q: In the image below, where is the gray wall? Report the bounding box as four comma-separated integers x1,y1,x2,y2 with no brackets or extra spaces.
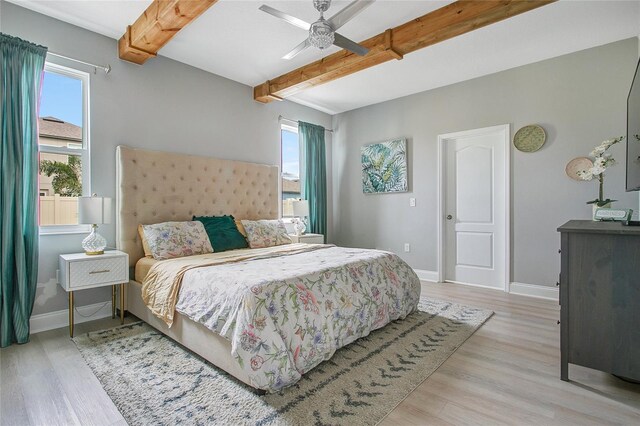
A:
332,38,639,287
1,1,332,316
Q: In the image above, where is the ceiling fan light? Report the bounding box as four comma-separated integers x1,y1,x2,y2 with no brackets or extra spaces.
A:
309,20,334,50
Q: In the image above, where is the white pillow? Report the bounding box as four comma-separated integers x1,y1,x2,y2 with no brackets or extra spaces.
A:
240,219,292,249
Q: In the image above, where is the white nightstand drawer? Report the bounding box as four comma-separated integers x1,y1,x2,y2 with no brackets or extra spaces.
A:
289,233,324,244
68,257,127,289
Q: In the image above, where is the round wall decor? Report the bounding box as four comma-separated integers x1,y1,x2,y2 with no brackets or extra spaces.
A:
514,125,546,152
565,157,593,181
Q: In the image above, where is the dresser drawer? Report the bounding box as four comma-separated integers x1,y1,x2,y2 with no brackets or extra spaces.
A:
68,257,127,289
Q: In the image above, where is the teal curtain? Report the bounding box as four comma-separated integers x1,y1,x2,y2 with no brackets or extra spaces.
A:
300,121,326,240
1,33,47,347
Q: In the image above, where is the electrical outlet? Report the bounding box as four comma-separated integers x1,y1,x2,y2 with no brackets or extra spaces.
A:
404,243,410,252
409,198,416,207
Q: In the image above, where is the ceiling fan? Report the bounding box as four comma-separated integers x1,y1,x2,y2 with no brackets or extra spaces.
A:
259,0,375,60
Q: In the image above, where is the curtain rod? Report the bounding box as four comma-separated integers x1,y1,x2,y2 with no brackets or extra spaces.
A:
47,52,111,74
278,115,333,133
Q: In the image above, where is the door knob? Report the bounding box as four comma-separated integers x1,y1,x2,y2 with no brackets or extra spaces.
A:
446,215,453,220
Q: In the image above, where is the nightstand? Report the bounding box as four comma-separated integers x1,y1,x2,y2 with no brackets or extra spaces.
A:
289,233,324,244
59,250,129,337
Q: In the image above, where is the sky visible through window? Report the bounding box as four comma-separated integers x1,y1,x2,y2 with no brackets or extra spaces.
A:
40,71,82,126
281,129,299,179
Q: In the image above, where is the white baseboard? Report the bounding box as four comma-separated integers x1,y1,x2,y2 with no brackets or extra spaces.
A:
445,279,507,292
30,301,113,334
413,269,439,282
509,282,559,301
416,272,559,302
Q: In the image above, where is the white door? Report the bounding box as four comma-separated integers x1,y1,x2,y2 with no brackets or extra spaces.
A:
441,125,508,290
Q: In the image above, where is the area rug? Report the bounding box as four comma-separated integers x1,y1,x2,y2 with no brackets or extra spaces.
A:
73,298,492,425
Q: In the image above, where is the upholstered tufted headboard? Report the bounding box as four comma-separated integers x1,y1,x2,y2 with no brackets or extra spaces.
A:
116,146,279,267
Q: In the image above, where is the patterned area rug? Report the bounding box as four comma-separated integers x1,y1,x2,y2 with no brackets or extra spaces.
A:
74,298,492,425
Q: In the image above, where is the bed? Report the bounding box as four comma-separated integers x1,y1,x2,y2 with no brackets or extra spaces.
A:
117,146,421,392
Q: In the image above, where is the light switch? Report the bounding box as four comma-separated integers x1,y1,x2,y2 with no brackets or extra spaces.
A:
409,198,416,207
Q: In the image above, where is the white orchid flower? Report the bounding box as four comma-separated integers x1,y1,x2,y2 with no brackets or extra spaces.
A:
579,170,594,181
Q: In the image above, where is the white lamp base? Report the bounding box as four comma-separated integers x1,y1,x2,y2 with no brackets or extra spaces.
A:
293,218,306,236
82,224,107,255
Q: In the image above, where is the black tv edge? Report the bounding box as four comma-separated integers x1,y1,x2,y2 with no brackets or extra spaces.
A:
626,57,640,192
624,57,640,225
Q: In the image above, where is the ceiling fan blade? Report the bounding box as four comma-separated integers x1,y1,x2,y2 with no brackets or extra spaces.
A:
283,39,312,60
259,5,311,31
327,0,375,31
333,33,369,56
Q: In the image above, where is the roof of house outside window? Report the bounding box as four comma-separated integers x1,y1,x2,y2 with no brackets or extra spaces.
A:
39,116,81,141
282,178,300,193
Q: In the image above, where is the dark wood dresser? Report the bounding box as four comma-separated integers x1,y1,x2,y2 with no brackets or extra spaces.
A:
558,220,640,382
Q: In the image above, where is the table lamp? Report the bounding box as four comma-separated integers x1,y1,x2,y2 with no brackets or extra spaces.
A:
292,200,310,236
78,194,112,255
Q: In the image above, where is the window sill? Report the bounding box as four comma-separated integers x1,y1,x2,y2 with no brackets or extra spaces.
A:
40,224,91,236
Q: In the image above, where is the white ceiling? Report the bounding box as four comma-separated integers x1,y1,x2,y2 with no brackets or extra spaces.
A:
9,0,640,114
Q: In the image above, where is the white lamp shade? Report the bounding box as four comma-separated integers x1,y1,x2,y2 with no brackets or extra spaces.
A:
78,196,112,225
292,200,310,217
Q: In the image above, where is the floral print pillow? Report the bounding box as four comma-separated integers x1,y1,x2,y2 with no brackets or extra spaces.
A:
140,221,213,260
241,219,292,249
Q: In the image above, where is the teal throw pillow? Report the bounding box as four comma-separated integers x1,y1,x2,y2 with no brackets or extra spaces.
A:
193,215,248,252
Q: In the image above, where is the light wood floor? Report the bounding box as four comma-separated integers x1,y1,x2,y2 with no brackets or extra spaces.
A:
1,282,639,425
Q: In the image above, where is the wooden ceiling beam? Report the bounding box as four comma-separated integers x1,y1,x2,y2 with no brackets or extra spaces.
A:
254,0,556,103
119,0,218,65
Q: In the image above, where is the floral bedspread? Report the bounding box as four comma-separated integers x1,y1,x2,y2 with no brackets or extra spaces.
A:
174,245,421,392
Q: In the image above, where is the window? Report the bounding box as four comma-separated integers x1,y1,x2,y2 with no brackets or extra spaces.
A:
280,124,301,217
38,63,90,234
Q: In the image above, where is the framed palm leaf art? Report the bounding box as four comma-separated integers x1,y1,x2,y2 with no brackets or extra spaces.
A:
361,138,408,193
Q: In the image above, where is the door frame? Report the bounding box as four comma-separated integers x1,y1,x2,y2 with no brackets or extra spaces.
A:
436,124,511,291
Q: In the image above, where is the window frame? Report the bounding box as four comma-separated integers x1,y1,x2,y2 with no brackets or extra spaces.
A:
279,122,301,219
39,62,91,235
